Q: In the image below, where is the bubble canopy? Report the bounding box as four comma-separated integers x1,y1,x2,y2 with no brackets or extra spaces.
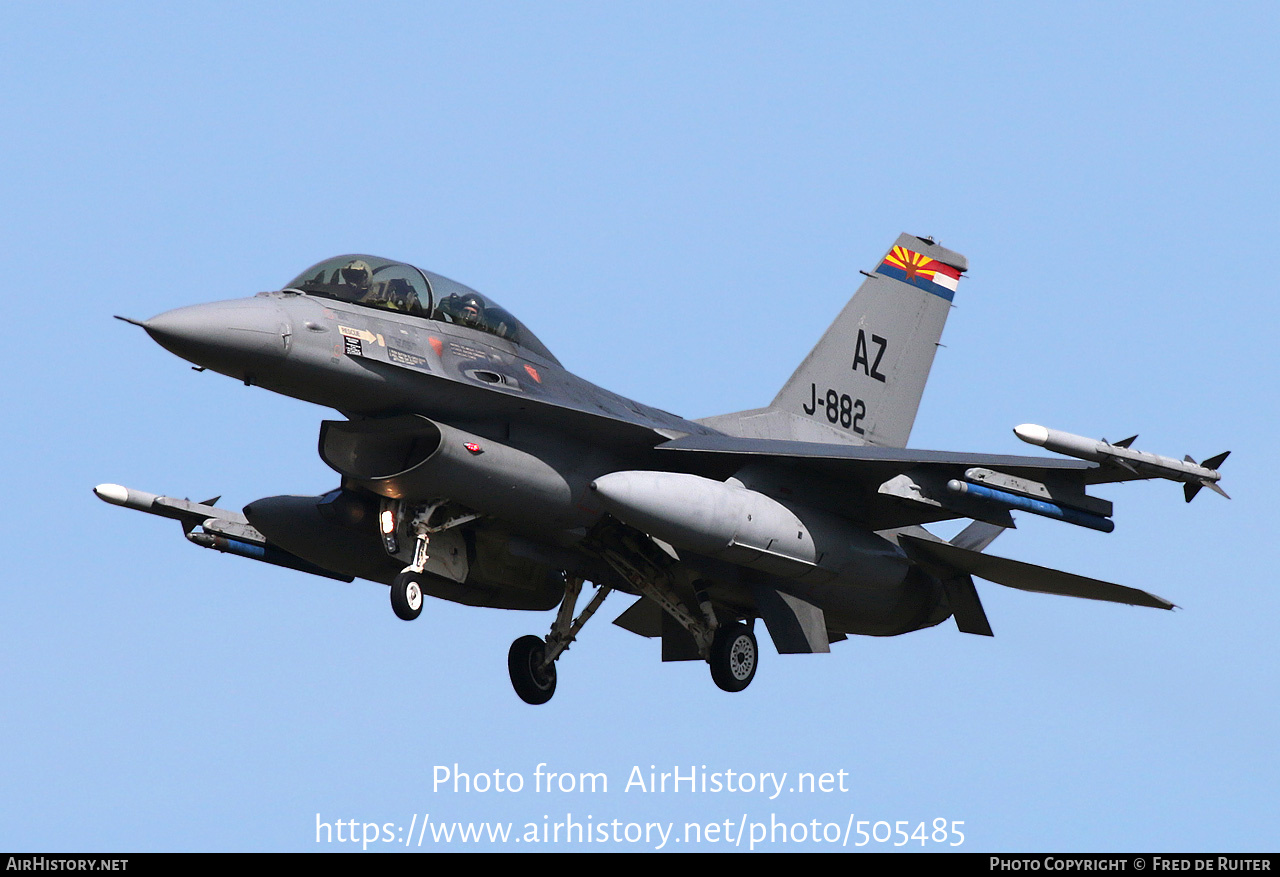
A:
286,255,558,364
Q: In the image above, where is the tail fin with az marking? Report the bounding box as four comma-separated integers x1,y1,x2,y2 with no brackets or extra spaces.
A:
697,233,967,448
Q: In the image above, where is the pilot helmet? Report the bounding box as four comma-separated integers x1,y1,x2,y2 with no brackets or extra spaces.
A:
459,294,484,319
340,259,372,289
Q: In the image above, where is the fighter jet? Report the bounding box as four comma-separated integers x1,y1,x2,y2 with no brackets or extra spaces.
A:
98,235,1228,704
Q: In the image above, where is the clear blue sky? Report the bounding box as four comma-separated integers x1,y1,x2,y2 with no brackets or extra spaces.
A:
1,2,1275,852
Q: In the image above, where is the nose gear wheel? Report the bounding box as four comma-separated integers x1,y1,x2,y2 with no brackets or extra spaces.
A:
390,571,424,620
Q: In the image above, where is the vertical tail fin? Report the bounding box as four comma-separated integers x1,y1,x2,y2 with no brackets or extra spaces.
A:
698,233,967,447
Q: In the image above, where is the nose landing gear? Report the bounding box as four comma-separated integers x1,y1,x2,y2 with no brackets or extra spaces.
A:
390,571,424,620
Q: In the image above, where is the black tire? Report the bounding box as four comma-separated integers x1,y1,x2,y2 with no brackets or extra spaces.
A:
390,571,424,621
508,635,557,705
709,623,758,692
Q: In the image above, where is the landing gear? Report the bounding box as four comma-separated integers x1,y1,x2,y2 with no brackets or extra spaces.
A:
390,570,424,621
508,635,557,705
590,521,761,694
389,510,438,622
709,623,757,692
508,576,612,705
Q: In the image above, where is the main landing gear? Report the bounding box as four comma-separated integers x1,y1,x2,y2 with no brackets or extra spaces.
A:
507,587,760,704
508,576,613,705
592,522,762,696
508,635,557,705
507,523,764,705
709,623,758,693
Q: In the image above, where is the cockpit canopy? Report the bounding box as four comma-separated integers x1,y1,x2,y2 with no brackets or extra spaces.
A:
286,255,558,364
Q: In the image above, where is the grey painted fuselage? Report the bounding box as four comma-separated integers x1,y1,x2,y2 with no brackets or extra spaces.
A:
105,237,1207,700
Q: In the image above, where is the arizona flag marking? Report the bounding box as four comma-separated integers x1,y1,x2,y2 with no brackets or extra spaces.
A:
876,246,962,300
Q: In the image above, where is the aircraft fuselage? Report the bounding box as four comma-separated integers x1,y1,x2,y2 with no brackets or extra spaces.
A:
138,286,946,638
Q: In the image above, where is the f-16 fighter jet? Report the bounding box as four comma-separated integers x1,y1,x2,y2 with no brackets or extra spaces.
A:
99,235,1227,704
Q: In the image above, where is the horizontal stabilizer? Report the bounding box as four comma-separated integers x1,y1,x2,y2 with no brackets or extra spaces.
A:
892,525,996,635
899,535,1175,610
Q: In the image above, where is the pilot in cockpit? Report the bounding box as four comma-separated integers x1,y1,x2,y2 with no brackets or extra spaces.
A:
338,259,373,297
381,279,423,314
457,294,485,327
439,292,487,328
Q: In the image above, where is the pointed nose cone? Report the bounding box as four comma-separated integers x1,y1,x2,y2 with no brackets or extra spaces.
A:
144,298,290,379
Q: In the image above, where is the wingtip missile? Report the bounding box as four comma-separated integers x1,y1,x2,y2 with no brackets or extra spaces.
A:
95,482,354,581
94,482,156,511
94,482,128,505
93,483,235,522
1014,424,1228,496
1012,423,1049,447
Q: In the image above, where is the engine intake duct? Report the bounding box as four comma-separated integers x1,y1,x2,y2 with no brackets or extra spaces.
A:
319,415,578,527
320,415,445,482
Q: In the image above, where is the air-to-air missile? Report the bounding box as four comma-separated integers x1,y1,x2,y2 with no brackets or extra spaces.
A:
1013,424,1230,503
93,483,351,580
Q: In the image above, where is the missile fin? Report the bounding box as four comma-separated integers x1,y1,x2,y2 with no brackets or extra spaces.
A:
1204,480,1231,500
1184,482,1202,503
1113,434,1138,448
1110,457,1140,475
1201,450,1230,471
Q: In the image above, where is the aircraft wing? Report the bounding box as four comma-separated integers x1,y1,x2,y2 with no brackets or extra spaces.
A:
654,433,1112,531
656,433,1096,478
